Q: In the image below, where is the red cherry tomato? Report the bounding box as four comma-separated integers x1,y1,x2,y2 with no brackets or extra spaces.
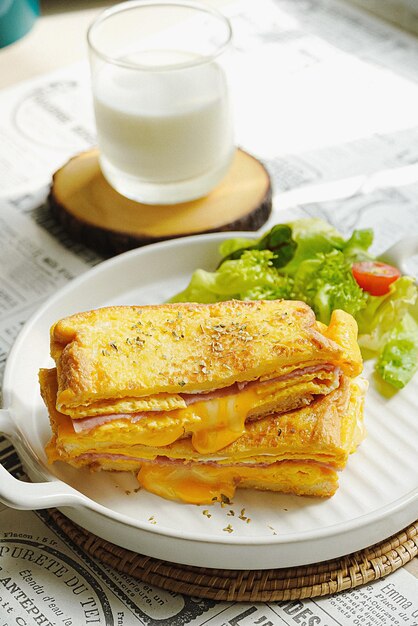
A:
352,261,401,296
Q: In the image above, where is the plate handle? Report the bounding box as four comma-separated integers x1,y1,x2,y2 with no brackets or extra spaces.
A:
0,467,88,510
0,408,88,510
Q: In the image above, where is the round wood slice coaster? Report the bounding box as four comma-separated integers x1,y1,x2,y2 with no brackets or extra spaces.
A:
49,148,272,256
47,509,418,602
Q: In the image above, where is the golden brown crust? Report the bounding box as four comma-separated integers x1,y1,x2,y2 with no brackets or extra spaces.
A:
49,301,362,413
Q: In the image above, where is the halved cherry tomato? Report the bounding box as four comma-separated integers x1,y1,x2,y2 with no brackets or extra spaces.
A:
352,261,401,296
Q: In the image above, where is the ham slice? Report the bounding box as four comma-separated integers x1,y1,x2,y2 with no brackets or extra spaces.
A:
72,411,149,433
71,364,338,434
180,384,241,405
76,452,338,472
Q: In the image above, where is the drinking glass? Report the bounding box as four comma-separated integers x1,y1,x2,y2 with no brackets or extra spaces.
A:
87,1,234,205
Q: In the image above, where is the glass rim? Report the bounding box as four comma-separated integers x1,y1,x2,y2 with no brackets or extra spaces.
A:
87,0,233,71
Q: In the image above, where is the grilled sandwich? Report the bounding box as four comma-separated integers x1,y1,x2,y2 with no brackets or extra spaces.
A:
40,300,366,503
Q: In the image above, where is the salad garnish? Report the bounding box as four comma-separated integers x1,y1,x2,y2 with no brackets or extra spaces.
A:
171,219,418,389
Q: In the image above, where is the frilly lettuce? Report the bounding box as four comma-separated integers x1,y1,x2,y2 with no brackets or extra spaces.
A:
283,218,345,275
171,250,294,303
291,250,367,324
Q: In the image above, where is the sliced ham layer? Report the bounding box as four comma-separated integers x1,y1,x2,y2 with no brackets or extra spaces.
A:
75,452,337,472
71,364,339,434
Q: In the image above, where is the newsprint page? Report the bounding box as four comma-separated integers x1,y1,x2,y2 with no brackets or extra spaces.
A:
1,0,418,624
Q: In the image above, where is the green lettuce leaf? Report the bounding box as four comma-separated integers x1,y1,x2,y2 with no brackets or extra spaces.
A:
292,250,367,324
376,313,418,388
282,218,345,275
342,228,374,262
356,276,418,353
218,237,255,258
170,249,293,303
283,220,374,274
217,224,297,269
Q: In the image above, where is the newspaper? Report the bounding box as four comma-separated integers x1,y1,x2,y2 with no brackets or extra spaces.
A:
0,489,418,625
0,0,418,623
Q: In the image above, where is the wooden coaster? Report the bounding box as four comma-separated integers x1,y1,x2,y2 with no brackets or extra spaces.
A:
49,148,272,256
47,509,418,602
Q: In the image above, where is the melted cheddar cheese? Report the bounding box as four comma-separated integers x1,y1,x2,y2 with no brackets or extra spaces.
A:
175,390,257,453
138,463,238,504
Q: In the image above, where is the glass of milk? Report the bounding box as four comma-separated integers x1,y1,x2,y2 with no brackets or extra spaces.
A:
87,1,234,205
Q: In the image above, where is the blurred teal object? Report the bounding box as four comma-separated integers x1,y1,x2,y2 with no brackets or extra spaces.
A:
0,0,40,48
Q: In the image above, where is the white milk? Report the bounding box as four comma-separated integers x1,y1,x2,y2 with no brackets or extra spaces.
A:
92,50,234,204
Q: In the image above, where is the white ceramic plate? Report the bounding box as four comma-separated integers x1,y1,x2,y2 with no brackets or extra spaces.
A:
1,233,417,570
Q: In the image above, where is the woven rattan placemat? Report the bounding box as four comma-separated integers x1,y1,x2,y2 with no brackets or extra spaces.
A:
48,509,418,601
